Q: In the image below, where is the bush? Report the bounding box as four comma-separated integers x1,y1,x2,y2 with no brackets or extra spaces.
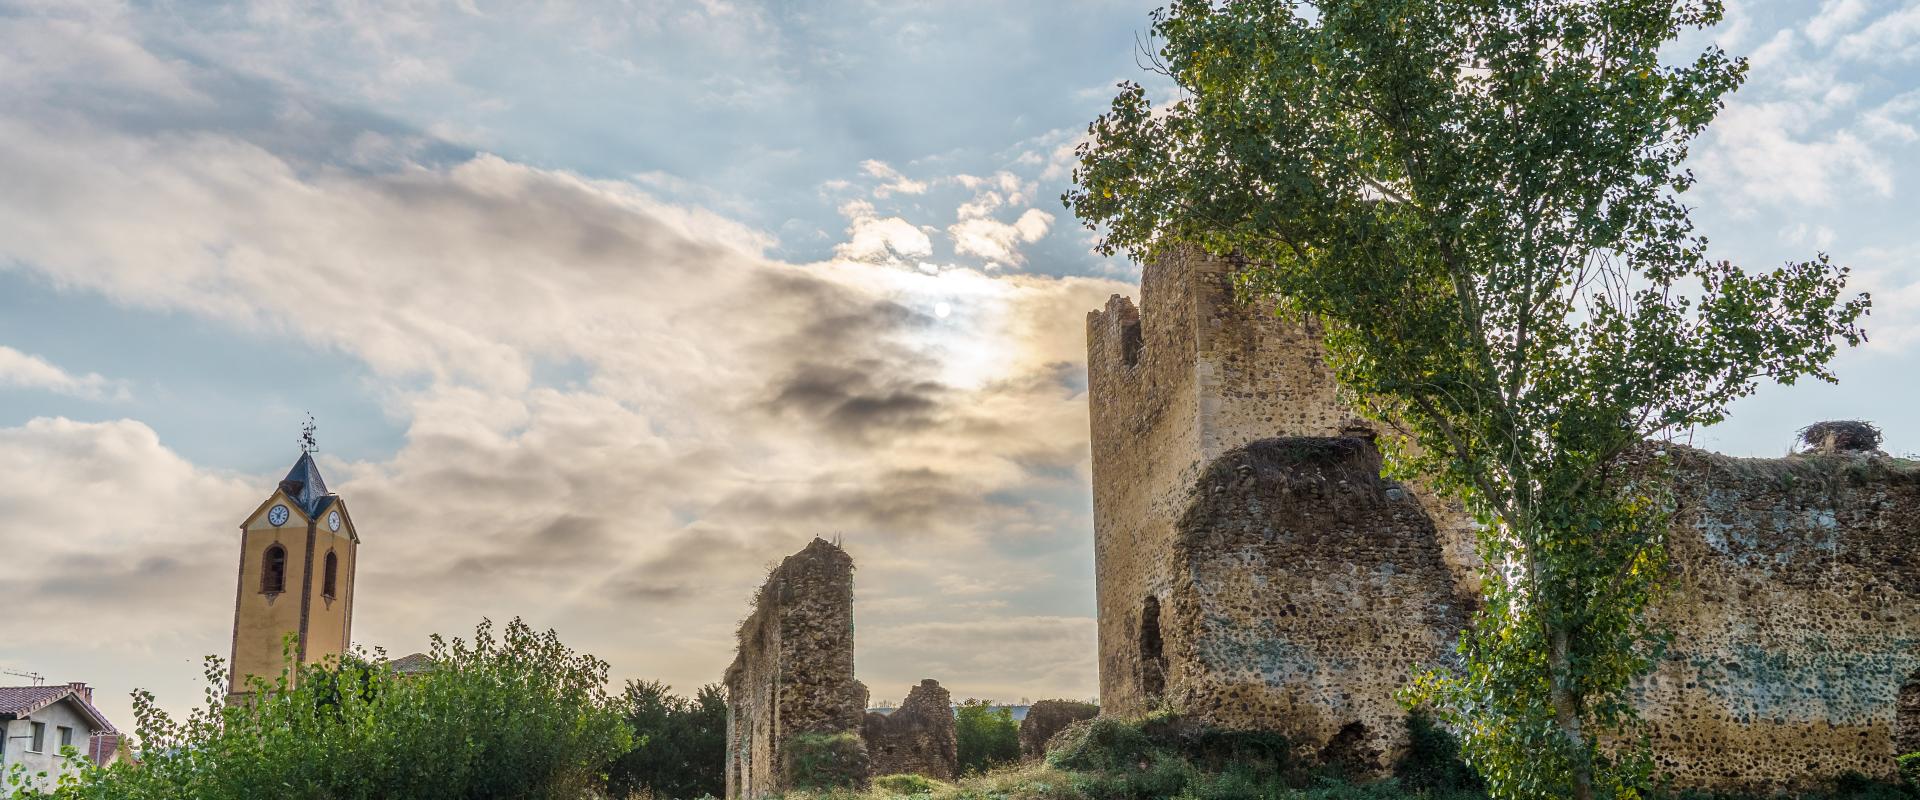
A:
14,618,632,800
609,680,728,800
1394,712,1480,794
1900,753,1919,791
955,700,1022,776
1044,717,1157,774
785,732,870,792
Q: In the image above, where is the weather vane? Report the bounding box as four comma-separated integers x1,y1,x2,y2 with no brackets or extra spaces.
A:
300,413,319,454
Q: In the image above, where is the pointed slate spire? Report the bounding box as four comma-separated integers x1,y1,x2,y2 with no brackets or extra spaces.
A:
278,452,331,517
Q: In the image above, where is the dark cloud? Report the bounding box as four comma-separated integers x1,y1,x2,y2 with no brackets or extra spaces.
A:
763,361,949,440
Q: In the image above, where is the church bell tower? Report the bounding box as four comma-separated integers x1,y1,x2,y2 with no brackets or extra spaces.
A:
227,423,359,695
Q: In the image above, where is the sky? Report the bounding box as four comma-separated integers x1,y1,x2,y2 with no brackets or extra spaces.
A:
1,0,1918,730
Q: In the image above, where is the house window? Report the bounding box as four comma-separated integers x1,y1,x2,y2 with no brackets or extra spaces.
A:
30,721,45,752
323,552,339,598
262,544,287,594
58,725,72,750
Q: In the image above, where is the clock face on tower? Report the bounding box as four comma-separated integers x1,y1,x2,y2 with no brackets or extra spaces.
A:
268,504,289,526
328,511,341,532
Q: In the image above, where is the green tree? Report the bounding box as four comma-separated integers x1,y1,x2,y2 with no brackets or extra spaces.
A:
607,680,728,800
1066,2,1867,798
955,700,1020,776
21,618,632,800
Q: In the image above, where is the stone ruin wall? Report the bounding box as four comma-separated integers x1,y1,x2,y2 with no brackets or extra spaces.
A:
1018,700,1101,759
1171,437,1471,772
1086,248,1376,721
1086,250,1479,732
1636,447,1920,789
724,539,868,800
863,679,958,780
1087,247,1920,790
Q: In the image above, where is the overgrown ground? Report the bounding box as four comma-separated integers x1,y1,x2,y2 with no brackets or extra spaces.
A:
778,713,1919,800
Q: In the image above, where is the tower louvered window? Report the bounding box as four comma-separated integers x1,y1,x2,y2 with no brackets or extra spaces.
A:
262,544,287,594
323,552,339,598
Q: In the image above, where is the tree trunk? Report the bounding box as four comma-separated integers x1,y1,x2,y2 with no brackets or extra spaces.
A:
1550,628,1594,800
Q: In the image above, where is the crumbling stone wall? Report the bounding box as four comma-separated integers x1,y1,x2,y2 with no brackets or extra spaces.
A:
1086,248,1355,722
1019,700,1100,759
1086,247,1920,790
724,539,869,800
863,679,958,780
1171,437,1471,772
1633,446,1920,790
1085,248,1478,760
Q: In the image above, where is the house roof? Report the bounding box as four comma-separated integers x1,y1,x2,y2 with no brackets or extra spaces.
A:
279,452,332,517
389,653,436,676
0,686,116,733
87,732,133,765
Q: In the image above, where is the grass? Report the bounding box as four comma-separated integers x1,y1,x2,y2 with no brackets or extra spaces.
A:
772,713,1919,800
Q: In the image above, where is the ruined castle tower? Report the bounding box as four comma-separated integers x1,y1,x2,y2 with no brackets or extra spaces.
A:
1085,248,1473,769
228,451,359,695
1087,248,1920,790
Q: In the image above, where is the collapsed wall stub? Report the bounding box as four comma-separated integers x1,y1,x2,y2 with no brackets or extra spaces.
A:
1018,700,1101,759
724,538,869,800
863,679,958,780
1085,247,1920,790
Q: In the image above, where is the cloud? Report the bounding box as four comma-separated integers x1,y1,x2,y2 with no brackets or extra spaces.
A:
0,6,1125,722
1805,0,1872,46
949,209,1055,266
1837,4,1920,61
861,159,929,197
0,418,254,653
0,346,129,401
835,199,935,263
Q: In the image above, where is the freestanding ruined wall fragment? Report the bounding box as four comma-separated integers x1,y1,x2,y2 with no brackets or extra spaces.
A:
863,679,958,780
1086,248,1920,790
724,539,869,800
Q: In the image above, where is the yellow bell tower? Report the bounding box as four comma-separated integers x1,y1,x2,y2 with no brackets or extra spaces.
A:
227,430,359,696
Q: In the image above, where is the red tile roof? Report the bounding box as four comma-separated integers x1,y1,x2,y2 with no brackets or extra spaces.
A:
0,686,117,733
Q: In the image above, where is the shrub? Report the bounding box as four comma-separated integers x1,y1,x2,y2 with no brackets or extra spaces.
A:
955,700,1022,776
609,680,728,800
14,618,631,800
1900,753,1919,791
785,732,870,792
1044,717,1157,774
1394,712,1480,794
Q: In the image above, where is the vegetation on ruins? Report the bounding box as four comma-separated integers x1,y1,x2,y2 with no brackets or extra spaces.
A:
1066,1,1869,798
785,731,873,793
8,619,631,800
608,680,728,800
954,700,1022,776
772,709,1913,800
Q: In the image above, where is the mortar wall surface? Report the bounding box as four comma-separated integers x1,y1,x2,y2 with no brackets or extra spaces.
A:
724,539,866,800
1637,448,1920,790
864,679,957,780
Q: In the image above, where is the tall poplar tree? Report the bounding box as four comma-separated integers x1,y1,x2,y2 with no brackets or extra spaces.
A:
1065,2,1868,798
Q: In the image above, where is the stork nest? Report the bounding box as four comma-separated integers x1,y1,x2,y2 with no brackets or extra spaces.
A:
1798,420,1882,453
